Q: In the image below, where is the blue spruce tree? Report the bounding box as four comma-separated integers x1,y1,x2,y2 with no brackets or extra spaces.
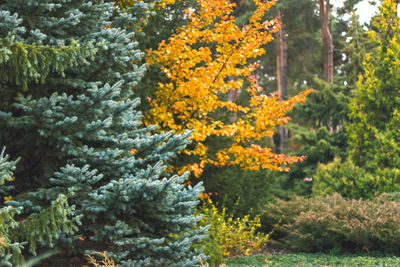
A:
0,1,205,266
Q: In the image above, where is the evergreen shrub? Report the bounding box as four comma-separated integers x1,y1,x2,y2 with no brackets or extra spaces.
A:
271,125,347,200
313,157,400,199
262,193,400,253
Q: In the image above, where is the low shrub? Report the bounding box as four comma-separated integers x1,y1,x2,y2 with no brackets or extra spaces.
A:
198,199,270,265
262,193,400,253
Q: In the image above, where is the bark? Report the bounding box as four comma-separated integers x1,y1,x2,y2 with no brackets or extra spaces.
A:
276,10,288,153
276,10,287,99
228,76,241,122
319,0,333,83
228,0,247,122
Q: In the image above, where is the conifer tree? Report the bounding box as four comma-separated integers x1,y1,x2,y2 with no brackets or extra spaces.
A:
313,0,400,198
347,0,400,167
345,0,400,192
0,1,205,265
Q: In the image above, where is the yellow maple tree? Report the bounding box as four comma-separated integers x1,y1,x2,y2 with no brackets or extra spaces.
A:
144,0,312,177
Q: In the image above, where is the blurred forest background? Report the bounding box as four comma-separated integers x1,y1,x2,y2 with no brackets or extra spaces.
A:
2,0,400,266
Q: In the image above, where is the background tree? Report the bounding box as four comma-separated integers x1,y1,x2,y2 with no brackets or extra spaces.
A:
253,0,321,153
347,0,400,183
313,0,400,198
319,0,334,82
258,0,366,198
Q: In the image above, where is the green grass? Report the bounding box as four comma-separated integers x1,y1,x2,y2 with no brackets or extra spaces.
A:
225,253,400,267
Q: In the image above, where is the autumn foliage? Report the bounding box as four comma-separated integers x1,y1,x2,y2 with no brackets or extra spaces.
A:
146,0,312,176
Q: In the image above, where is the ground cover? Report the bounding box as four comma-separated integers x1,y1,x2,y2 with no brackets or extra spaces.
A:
225,253,400,267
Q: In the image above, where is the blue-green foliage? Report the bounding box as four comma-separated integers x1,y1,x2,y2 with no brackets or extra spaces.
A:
0,1,205,265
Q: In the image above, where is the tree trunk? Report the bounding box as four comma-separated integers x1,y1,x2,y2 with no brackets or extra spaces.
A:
228,76,241,122
276,10,287,153
319,0,333,83
276,11,287,99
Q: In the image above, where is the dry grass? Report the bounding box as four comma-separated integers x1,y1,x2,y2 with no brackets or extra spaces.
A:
84,252,117,267
0,236,8,247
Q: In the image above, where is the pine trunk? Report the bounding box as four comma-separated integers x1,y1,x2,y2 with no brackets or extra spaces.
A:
320,0,333,83
276,10,287,153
